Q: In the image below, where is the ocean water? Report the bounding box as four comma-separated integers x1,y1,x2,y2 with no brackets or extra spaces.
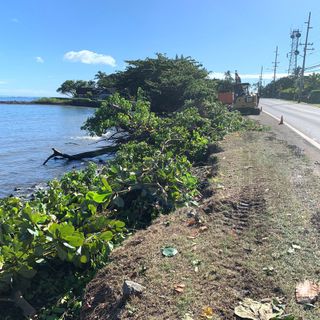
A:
0,103,103,197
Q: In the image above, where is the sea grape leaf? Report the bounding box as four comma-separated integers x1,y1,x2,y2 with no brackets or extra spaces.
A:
29,212,48,224
100,231,113,242
114,220,125,228
80,255,88,264
58,224,75,236
87,216,109,232
48,223,60,237
86,191,111,203
63,231,85,247
101,177,112,193
88,204,97,215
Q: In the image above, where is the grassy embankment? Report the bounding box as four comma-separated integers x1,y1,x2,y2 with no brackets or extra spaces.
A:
82,128,320,320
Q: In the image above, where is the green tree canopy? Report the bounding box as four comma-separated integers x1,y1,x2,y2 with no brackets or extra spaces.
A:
57,80,96,97
57,54,218,111
91,54,216,113
115,54,216,113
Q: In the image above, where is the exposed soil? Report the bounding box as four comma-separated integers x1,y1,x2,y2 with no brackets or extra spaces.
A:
81,115,320,320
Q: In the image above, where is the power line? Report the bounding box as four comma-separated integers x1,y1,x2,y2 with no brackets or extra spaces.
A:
305,63,320,70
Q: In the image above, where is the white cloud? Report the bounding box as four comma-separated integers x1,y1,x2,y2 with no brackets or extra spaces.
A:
241,73,288,80
35,56,44,63
0,80,7,85
63,50,116,66
208,72,226,80
11,18,19,23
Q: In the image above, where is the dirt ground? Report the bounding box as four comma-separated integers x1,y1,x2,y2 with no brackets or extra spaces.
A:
81,113,320,320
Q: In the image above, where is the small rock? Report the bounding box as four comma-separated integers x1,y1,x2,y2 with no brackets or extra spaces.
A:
122,280,145,297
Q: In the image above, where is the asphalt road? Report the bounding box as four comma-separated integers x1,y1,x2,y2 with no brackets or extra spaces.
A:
260,98,320,145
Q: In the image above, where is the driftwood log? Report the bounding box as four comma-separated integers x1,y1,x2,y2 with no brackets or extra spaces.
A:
43,146,119,165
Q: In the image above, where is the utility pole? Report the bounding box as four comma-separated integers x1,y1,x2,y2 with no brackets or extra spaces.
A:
298,11,313,102
273,46,279,82
272,46,279,97
259,66,263,96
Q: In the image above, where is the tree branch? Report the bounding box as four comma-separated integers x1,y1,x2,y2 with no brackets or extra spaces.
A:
43,146,119,165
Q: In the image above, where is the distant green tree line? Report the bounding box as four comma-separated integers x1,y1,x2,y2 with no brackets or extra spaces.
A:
261,73,320,103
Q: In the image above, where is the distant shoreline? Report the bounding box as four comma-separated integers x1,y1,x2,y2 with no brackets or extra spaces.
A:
0,97,102,107
0,100,34,104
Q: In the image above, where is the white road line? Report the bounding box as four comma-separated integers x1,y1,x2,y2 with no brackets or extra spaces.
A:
262,109,320,150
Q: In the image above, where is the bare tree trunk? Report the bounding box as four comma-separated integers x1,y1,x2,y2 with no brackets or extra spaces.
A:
43,146,119,165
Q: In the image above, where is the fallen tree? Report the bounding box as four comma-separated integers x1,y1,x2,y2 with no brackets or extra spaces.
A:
43,146,119,165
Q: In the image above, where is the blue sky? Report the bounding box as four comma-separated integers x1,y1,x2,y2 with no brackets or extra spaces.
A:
1,0,320,97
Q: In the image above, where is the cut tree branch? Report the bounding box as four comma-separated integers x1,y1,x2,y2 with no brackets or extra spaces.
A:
43,146,119,165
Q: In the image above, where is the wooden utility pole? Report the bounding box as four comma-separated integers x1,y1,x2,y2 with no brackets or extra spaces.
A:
298,12,313,102
272,46,279,97
273,46,279,82
259,66,263,96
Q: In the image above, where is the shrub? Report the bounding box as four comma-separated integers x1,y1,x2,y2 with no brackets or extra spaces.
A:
279,88,296,100
308,90,320,103
34,97,72,105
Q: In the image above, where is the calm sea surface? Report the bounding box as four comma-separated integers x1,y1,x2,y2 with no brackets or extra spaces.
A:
0,104,99,198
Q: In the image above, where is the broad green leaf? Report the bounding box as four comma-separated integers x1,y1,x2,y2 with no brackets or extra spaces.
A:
88,204,97,215
64,233,85,247
114,220,125,228
58,224,75,238
86,191,111,203
48,223,60,237
109,165,118,174
80,255,88,264
101,177,112,193
100,231,113,242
